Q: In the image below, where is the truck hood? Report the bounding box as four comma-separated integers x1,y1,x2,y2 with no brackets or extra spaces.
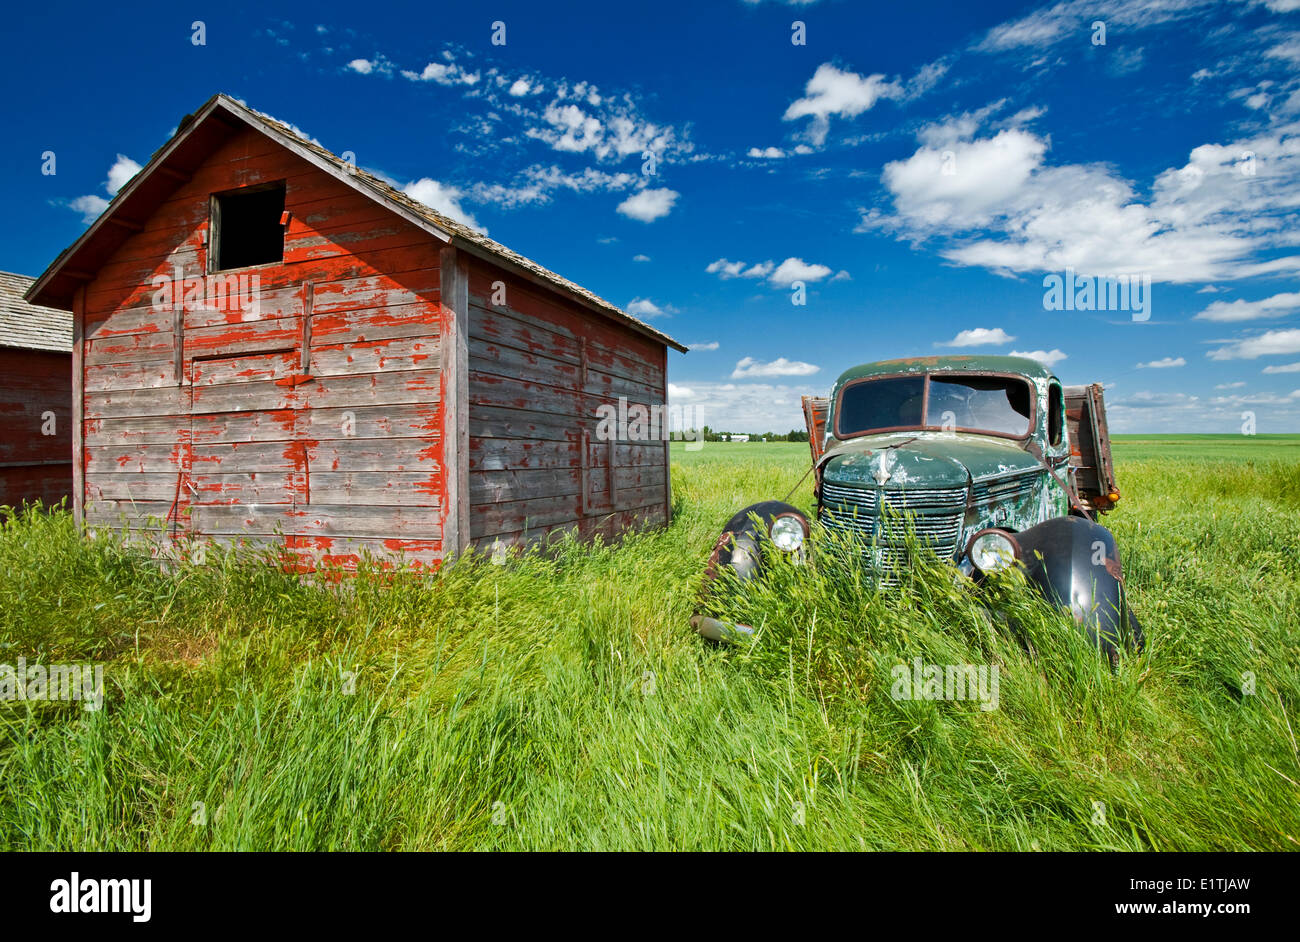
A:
820,433,1042,489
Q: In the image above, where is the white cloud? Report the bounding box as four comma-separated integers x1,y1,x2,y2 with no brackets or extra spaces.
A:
633,254,651,262
470,165,636,209
707,257,832,286
783,63,903,145
1009,348,1068,367
1194,291,1300,322
63,153,142,224
768,257,833,286
1266,37,1300,65
106,155,142,196
616,187,678,222
526,96,683,163
663,380,825,433
1263,361,1300,373
943,326,1015,347
508,78,532,96
1215,381,1246,389
1138,356,1186,368
731,356,820,378
346,56,393,76
975,0,1222,54
1208,328,1300,360
870,109,1300,284
402,178,484,232
667,383,695,398
626,297,668,318
748,146,786,159
688,341,719,351
402,61,479,85
706,258,746,278
66,194,109,224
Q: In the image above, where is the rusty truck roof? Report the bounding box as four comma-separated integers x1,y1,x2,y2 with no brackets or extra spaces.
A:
833,354,1057,388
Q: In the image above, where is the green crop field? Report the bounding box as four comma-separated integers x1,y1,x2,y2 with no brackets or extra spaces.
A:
1,436,1297,850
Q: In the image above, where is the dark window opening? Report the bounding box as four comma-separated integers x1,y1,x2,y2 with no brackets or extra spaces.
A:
212,183,286,271
1048,382,1064,446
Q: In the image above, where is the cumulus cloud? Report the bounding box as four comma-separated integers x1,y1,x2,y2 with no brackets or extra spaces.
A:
664,380,825,433
943,327,1015,347
769,257,833,286
748,146,786,159
61,153,142,224
1194,291,1300,322
346,56,393,76
470,166,636,209
706,256,833,287
1138,356,1186,368
106,155,142,196
402,178,484,232
1263,361,1300,373
616,187,678,222
66,194,109,224
626,297,668,318
867,106,1300,284
1207,328,1300,360
1009,348,1068,367
731,356,820,378
402,60,479,85
783,63,903,145
667,383,695,398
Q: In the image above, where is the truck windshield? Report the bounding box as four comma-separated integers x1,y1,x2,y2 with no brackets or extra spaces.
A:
836,374,1033,438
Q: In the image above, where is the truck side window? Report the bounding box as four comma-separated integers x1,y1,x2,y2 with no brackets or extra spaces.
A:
1048,382,1064,446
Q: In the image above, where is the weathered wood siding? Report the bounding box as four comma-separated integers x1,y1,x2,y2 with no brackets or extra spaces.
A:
0,348,73,507
79,125,447,570
465,255,670,549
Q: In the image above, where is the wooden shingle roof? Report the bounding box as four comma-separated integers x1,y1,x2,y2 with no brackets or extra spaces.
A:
0,271,72,353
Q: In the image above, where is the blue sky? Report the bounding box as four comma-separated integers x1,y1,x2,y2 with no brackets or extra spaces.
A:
5,0,1300,432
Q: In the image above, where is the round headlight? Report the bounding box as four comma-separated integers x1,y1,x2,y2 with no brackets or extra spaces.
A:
967,529,1019,573
770,514,807,552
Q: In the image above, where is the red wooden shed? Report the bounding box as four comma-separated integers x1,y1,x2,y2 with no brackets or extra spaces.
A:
0,271,73,509
27,93,686,570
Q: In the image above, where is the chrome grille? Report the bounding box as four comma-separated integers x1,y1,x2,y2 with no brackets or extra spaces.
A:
972,471,1040,504
820,480,965,583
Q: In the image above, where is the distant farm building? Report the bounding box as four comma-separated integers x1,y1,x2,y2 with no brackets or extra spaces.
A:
27,94,685,570
0,272,73,508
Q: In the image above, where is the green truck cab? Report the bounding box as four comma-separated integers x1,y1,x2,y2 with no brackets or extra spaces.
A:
692,355,1140,660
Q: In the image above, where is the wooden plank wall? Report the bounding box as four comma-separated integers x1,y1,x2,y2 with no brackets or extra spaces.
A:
464,257,669,550
0,348,73,508
78,125,447,570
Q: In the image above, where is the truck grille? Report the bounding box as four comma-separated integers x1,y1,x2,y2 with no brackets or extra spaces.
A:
819,480,965,583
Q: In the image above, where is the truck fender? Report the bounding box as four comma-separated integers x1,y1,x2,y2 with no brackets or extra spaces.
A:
692,501,810,642
1013,516,1143,660
702,500,809,586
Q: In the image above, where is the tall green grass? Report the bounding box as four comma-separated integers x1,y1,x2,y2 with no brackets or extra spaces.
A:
0,443,1297,850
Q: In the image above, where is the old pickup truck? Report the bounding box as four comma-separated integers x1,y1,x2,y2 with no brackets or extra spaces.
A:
691,355,1142,660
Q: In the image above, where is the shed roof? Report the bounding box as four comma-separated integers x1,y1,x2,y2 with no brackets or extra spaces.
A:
0,271,73,353
27,93,687,353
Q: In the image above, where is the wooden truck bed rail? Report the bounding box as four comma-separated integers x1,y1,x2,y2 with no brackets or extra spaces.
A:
1064,383,1120,513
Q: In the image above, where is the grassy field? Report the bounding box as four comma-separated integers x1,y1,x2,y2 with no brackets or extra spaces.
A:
1,436,1297,850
